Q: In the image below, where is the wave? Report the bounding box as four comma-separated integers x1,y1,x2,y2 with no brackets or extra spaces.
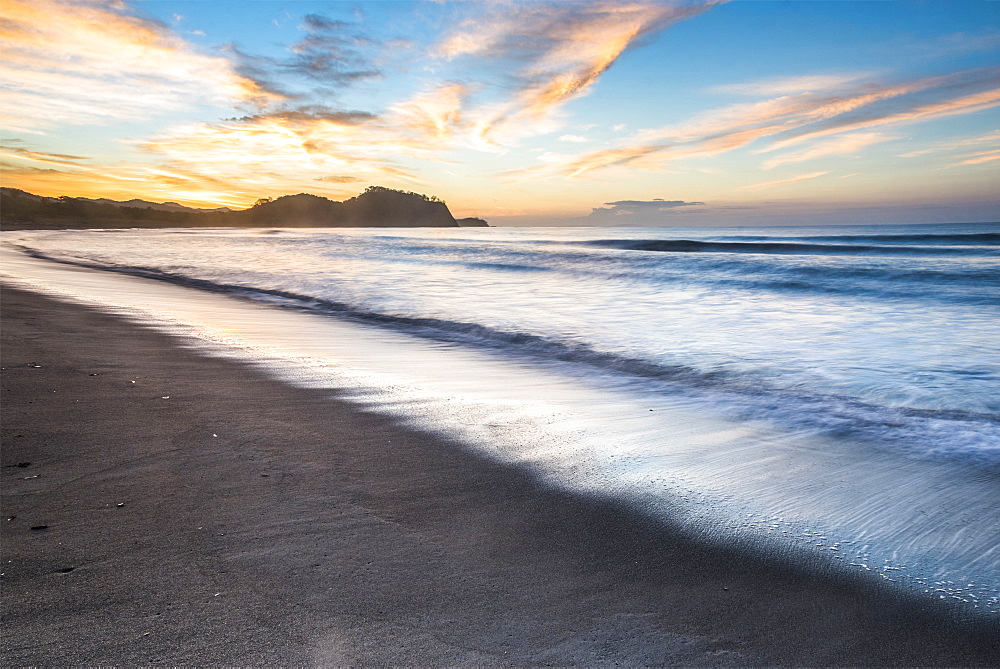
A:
583,239,998,256
17,245,1000,473
632,258,1000,306
712,232,1000,246
333,239,999,305
395,245,999,306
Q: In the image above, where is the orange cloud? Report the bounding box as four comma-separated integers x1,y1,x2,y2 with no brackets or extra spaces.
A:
388,83,470,142
739,171,830,192
120,101,479,205
768,85,1000,151
563,144,669,177
517,3,709,116
761,132,896,169
0,144,91,167
517,67,1000,179
899,129,1000,160
2,114,403,207
434,1,723,142
0,0,280,132
946,149,1000,168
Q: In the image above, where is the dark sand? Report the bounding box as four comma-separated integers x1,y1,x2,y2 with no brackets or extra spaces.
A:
2,286,998,666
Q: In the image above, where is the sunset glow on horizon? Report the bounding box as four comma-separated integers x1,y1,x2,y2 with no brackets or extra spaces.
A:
1,0,998,225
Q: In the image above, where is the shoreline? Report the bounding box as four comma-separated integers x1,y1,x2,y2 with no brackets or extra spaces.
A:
2,285,998,665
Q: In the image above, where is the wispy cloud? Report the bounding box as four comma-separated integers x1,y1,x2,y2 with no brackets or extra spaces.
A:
135,114,422,194
0,0,279,132
0,110,421,206
126,78,486,202
709,73,871,97
547,143,668,179
901,30,1000,61
513,66,1000,180
432,1,723,142
387,83,470,143
0,142,91,167
763,68,1000,151
761,132,896,169
226,14,381,101
315,175,362,183
945,149,1000,168
740,171,830,192
899,129,1000,158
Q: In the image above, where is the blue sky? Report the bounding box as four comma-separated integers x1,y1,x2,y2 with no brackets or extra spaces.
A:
1,0,998,225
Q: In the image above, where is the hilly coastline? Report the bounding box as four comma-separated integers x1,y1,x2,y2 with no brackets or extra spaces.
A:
0,186,488,229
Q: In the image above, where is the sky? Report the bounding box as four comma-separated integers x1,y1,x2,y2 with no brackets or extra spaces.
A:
1,0,998,226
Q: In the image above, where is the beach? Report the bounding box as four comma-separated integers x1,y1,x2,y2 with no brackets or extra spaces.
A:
3,285,998,666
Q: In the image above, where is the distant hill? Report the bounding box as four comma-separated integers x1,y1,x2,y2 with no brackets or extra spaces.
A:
89,197,233,213
457,217,490,227
0,186,483,229
0,188,216,229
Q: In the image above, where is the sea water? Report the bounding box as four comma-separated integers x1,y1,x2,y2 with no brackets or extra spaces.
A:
3,222,998,613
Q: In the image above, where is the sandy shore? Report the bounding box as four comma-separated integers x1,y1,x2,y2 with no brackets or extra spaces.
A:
2,285,998,666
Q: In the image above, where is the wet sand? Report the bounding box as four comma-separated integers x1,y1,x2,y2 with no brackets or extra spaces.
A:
2,286,998,666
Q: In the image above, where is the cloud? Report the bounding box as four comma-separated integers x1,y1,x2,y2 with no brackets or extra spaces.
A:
763,68,1000,151
739,171,830,192
710,73,871,97
588,198,704,222
512,65,1000,179
301,14,347,32
432,1,723,141
761,132,896,169
0,161,71,176
899,129,1000,158
555,143,669,178
226,14,380,101
0,142,91,166
559,134,589,143
2,106,435,208
902,30,1000,61
0,0,279,132
603,199,704,208
945,149,1000,168
387,82,470,143
315,175,361,183
126,87,488,203
228,108,376,125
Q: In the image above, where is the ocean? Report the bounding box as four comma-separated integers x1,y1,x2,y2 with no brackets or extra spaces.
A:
3,221,998,614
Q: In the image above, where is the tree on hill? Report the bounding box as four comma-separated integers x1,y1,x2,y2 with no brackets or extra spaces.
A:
340,186,456,226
